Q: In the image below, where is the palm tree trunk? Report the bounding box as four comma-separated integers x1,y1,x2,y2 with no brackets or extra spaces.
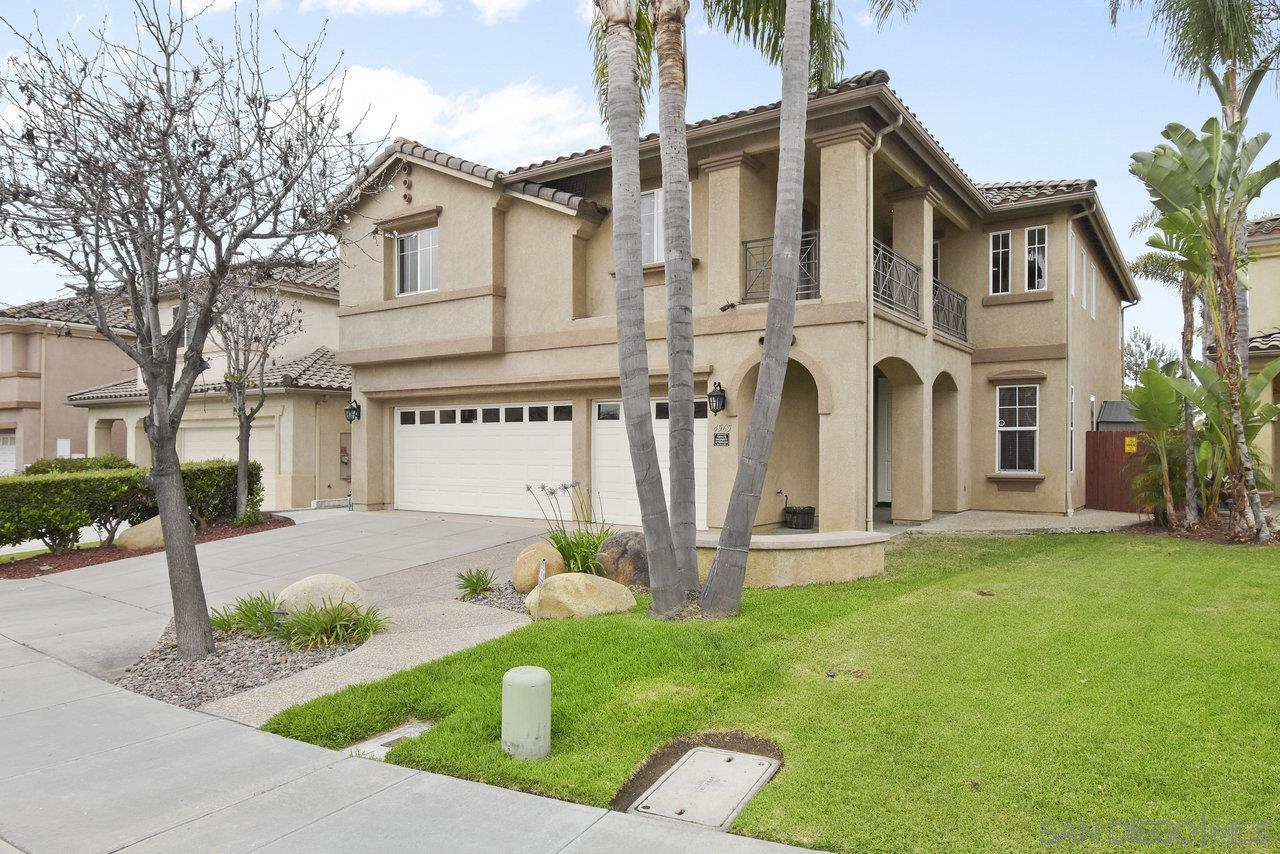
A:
700,0,810,617
652,0,698,598
1218,265,1271,541
1180,276,1199,528
598,0,682,616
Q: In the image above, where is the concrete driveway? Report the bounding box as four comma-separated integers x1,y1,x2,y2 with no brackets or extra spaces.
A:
0,510,545,678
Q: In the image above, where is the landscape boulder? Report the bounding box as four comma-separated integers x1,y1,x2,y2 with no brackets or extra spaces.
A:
114,515,170,551
597,530,648,587
524,572,636,620
512,542,566,594
279,573,366,613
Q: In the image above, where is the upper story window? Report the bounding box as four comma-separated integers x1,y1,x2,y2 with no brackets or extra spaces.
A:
1090,263,1098,319
932,240,941,281
170,306,196,348
1025,226,1048,291
990,231,1011,294
997,384,1038,473
396,227,438,296
640,189,664,266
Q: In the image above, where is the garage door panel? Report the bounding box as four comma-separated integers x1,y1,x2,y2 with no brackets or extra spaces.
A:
177,423,279,511
592,400,708,529
394,403,572,517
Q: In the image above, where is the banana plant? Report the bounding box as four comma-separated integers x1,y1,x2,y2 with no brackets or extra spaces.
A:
1126,362,1186,525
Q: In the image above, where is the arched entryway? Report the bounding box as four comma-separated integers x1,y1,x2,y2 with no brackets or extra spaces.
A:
736,359,821,529
874,356,930,523
932,371,961,512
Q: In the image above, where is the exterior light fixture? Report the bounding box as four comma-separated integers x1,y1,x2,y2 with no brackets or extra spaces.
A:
344,399,362,423
707,382,727,415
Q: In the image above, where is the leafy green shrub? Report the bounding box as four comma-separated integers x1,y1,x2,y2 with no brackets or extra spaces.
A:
274,599,390,650
23,455,137,475
0,459,262,551
456,567,496,598
210,591,284,635
527,482,614,575
234,508,265,528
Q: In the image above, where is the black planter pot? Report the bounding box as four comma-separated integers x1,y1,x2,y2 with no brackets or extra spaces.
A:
783,505,815,530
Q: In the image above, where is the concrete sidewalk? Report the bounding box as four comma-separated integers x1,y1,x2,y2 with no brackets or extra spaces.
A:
875,507,1144,535
0,637,808,853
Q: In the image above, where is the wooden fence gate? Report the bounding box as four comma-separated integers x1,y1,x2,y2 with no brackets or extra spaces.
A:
1085,431,1143,513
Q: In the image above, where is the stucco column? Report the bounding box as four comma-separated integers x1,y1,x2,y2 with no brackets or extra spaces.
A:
814,128,872,305
128,418,151,467
91,419,115,457
699,153,763,308
817,338,867,531
351,394,388,512
891,381,932,523
888,187,937,330
571,394,593,523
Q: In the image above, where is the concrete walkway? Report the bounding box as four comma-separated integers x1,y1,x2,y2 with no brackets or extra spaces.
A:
875,507,1144,535
0,511,810,853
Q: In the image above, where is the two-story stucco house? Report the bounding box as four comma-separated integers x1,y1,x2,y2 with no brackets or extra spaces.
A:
67,261,353,510
0,296,135,474
1240,215,1280,474
336,70,1138,533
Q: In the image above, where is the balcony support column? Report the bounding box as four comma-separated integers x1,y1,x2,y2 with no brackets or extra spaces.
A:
699,153,764,307
815,127,873,305
887,186,938,331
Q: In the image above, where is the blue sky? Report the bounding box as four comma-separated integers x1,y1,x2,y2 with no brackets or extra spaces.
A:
3,0,1279,349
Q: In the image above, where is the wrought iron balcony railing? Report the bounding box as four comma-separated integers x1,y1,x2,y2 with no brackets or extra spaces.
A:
932,279,968,341
872,240,920,320
742,230,820,303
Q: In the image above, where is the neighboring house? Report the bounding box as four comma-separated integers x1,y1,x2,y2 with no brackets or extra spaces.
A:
336,70,1137,532
67,262,352,510
1241,215,1280,475
0,296,135,474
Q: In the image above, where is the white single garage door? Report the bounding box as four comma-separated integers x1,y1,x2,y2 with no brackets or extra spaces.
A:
0,431,15,476
394,402,574,518
592,399,708,529
177,422,279,510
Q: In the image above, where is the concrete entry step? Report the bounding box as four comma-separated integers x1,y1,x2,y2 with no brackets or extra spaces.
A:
348,721,432,760
628,747,780,830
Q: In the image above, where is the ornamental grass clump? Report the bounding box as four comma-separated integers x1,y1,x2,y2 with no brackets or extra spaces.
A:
527,482,614,575
209,592,389,649
456,567,496,598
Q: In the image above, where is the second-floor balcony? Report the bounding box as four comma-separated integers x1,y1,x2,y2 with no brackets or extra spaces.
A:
932,279,967,341
872,240,921,320
742,230,820,303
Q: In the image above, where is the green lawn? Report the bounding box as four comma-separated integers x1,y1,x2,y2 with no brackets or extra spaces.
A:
264,535,1280,851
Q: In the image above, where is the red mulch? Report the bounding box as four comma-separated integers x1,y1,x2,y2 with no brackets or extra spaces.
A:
0,515,295,580
1124,519,1277,546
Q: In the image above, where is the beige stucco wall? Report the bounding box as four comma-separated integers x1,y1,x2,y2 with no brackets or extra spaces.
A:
0,323,132,471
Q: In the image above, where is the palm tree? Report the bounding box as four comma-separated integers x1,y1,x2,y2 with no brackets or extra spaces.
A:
699,0,917,617
1110,0,1280,371
591,0,849,604
595,0,683,616
1131,115,1280,540
1129,242,1203,527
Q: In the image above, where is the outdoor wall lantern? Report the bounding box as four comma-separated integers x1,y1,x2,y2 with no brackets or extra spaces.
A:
344,399,362,423
707,382,727,415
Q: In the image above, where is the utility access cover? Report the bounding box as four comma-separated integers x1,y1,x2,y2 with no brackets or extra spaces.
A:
629,747,779,830
348,721,432,761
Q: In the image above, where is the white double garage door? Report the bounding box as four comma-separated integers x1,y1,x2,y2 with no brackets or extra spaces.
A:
393,400,707,528
176,422,279,511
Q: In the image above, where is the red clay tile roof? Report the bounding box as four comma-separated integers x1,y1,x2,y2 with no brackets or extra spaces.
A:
0,293,131,328
1248,327,1280,354
345,140,607,222
1247,214,1280,237
68,346,351,404
977,179,1097,207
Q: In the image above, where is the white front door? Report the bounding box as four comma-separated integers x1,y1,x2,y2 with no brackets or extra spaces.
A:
178,422,280,510
875,378,893,504
0,431,15,476
591,399,708,529
393,402,574,518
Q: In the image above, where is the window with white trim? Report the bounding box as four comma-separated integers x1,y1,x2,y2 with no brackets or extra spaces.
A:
1080,248,1088,308
997,384,1038,473
641,189,664,265
932,240,941,281
1090,263,1098,319
990,231,1012,294
170,306,196,348
1069,385,1075,472
1025,226,1048,291
1090,395,1097,431
396,227,439,295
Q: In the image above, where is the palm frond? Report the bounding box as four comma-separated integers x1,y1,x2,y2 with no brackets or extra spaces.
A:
1109,0,1268,82
590,4,655,124
702,0,850,89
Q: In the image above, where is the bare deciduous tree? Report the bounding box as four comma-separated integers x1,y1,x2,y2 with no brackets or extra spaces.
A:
211,281,304,520
0,3,374,656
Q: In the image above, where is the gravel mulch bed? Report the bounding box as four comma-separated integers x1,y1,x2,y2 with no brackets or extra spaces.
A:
1124,519,1278,546
0,515,294,580
117,621,355,709
464,581,528,614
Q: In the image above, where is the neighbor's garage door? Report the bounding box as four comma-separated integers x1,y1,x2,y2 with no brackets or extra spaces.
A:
394,402,574,518
178,422,279,510
592,399,708,529
0,431,15,476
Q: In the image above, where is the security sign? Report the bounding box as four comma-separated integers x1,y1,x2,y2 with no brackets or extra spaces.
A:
1124,436,1138,454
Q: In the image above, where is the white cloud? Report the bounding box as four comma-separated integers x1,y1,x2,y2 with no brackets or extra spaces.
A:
857,10,874,27
468,0,534,25
298,0,443,14
576,0,596,24
339,66,604,171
